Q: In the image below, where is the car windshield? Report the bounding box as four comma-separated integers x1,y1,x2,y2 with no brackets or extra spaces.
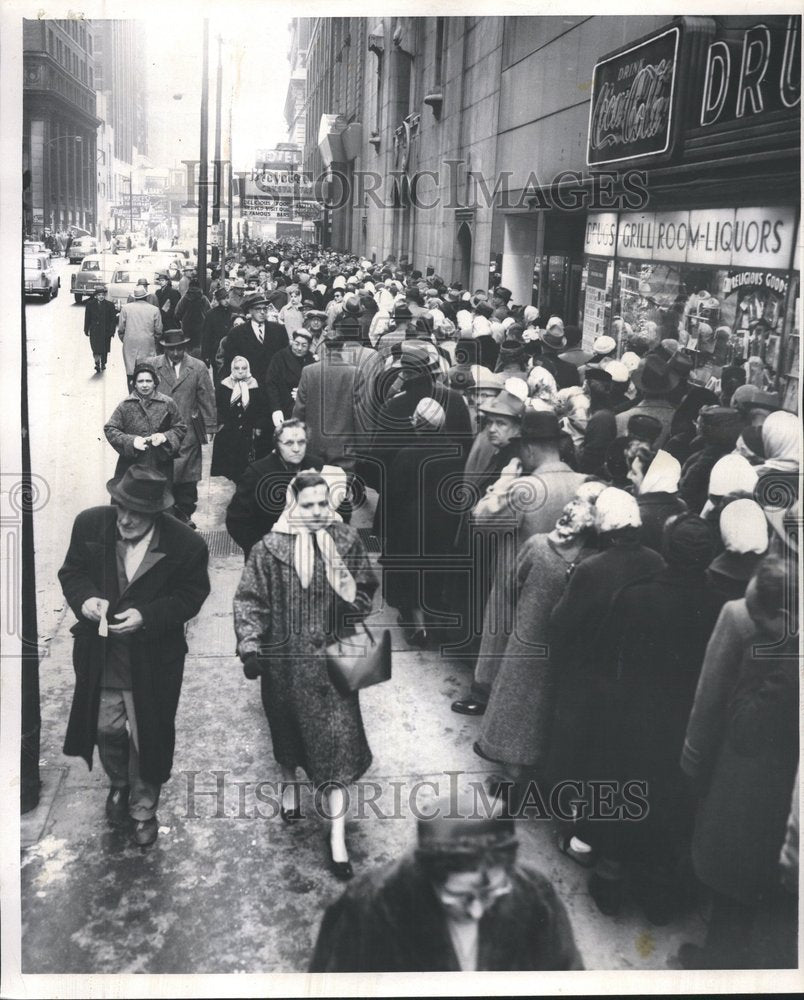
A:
82,260,101,271
24,257,42,270
113,272,134,282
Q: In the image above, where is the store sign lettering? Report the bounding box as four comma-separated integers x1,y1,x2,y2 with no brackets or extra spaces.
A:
583,213,618,257
616,207,796,269
588,27,679,166
722,271,788,296
700,16,801,127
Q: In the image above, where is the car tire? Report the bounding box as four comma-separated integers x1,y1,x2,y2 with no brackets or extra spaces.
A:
74,294,83,303
42,287,52,302
52,283,58,298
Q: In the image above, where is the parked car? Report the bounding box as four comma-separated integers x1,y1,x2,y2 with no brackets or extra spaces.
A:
68,236,98,264
24,240,48,255
70,253,131,302
24,253,60,301
108,266,161,311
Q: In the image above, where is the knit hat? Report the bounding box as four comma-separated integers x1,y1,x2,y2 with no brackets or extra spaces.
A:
720,499,770,554
593,335,616,357
698,406,743,448
413,396,446,431
627,413,663,444
620,351,641,373
662,513,717,569
605,360,630,384
595,487,641,532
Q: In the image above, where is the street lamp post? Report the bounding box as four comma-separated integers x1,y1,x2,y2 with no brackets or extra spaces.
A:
198,19,210,295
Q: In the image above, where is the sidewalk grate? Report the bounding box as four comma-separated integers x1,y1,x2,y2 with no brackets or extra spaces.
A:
358,529,381,553
198,530,242,558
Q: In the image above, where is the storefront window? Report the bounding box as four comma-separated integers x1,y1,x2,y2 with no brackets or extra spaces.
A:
614,260,792,390
781,273,800,413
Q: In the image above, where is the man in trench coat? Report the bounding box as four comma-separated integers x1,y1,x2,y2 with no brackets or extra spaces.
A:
58,466,210,847
118,287,164,391
145,329,217,528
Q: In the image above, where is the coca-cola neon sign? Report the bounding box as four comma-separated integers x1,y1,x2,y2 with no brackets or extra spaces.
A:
588,26,680,167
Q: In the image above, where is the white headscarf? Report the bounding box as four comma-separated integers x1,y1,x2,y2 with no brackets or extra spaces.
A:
719,498,769,554
759,410,800,473
639,449,681,496
596,487,642,532
271,467,356,602
221,355,258,409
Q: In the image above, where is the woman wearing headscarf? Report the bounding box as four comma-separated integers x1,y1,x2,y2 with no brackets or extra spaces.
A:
381,398,464,646
233,470,377,880
588,514,719,921
755,409,800,478
104,361,187,484
210,356,269,482
634,449,688,553
705,498,769,611
547,488,665,864
678,406,744,512
526,364,558,411
475,485,602,783
556,387,590,455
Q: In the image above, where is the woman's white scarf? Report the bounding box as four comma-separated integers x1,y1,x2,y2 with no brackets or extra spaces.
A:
221,355,258,409
271,467,356,602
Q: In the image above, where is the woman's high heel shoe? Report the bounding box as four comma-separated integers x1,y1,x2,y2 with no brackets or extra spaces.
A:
327,837,354,881
280,785,302,823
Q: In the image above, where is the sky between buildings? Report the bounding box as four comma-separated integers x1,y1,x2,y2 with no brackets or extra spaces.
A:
143,11,292,172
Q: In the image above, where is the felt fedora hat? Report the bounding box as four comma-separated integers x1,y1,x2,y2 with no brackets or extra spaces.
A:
107,465,174,513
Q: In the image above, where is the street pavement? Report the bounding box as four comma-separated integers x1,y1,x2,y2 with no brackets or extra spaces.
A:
19,258,705,974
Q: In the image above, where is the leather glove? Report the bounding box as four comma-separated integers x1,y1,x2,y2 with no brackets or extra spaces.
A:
242,653,261,680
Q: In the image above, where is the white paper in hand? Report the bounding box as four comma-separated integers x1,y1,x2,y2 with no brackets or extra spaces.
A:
98,599,110,638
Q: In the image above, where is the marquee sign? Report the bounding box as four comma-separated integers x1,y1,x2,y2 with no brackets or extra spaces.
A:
587,26,680,167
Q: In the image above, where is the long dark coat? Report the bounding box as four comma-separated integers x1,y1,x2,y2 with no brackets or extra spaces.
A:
58,507,210,784
265,345,315,418
175,288,211,355
690,638,799,903
225,449,324,558
233,523,377,785
155,283,181,331
103,391,187,484
637,491,688,553
83,297,117,355
223,320,288,386
547,541,665,793
380,434,465,617
309,855,583,972
592,566,720,865
210,382,270,482
477,534,593,769
201,305,233,368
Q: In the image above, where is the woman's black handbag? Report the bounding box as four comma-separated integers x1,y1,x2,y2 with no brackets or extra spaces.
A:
326,623,392,695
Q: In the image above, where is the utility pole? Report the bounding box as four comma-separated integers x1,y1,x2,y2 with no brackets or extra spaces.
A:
212,34,223,265
129,170,133,234
197,18,210,294
227,93,234,251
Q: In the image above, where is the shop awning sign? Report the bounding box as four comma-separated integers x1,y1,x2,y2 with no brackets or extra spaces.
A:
588,26,680,167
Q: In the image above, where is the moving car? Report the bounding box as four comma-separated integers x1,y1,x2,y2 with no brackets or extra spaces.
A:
24,253,60,301
70,253,130,302
108,266,161,311
68,236,98,265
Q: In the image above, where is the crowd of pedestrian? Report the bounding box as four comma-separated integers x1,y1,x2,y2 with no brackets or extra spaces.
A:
59,235,800,972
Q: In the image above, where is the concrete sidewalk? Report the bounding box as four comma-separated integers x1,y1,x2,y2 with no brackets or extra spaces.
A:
20,459,704,973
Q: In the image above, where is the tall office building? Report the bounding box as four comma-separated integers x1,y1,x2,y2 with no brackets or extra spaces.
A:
23,18,100,235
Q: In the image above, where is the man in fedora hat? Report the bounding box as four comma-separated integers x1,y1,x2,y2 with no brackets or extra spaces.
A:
58,466,210,847
126,277,159,308
145,330,217,528
155,271,182,332
223,292,289,388
83,284,117,374
310,794,581,971
118,285,163,392
616,354,681,448
535,318,582,390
